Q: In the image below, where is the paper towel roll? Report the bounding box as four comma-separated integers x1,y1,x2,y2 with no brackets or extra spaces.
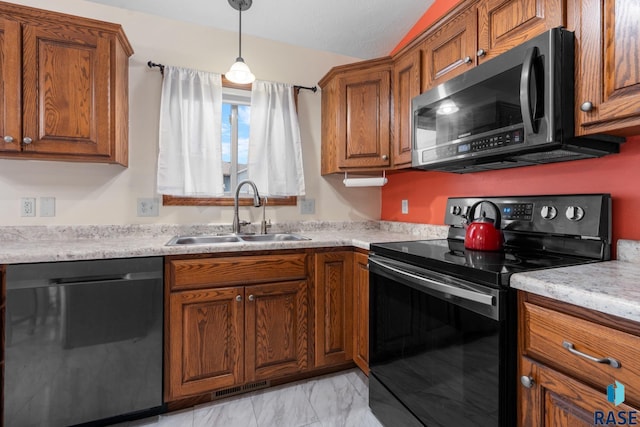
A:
342,177,388,187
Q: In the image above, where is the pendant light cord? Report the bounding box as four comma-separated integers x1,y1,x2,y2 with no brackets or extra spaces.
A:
238,1,243,59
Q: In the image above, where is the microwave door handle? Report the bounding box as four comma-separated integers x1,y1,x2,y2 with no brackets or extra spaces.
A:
520,46,539,134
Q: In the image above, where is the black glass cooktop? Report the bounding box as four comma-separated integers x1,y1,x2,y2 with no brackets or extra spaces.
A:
370,239,597,288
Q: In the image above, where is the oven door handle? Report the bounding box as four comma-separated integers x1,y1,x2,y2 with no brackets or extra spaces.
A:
368,257,495,306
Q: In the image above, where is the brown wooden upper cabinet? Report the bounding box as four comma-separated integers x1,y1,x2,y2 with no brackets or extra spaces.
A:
421,5,478,90
476,0,565,64
421,0,564,91
569,0,640,136
319,58,392,175
0,2,132,165
392,49,421,168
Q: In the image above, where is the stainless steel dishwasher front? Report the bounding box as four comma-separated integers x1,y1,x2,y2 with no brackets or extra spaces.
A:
4,256,164,426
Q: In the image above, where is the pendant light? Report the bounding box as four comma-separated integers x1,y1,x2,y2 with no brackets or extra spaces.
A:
226,0,255,84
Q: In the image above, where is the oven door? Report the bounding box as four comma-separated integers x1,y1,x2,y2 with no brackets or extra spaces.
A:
368,255,515,427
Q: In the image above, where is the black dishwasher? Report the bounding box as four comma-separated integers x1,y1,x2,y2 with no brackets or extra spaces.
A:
4,257,165,426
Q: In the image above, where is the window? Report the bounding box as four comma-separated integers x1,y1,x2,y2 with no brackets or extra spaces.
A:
162,80,296,206
221,87,251,194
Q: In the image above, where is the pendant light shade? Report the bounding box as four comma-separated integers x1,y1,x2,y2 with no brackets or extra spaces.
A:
226,0,255,84
226,57,255,84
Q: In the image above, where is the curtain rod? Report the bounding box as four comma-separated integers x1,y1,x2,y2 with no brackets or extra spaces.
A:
147,61,317,93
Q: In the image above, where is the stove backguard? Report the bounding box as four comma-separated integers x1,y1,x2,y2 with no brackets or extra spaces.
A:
445,194,611,260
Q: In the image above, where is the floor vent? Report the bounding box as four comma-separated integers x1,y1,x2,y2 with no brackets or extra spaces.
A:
213,380,270,399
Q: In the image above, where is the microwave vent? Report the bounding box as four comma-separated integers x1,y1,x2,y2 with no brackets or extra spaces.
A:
514,149,587,162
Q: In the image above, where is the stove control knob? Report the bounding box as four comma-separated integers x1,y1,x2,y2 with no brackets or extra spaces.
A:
540,205,557,220
450,205,462,215
565,206,585,221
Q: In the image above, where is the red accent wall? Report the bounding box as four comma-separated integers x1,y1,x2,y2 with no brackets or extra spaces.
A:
381,136,640,249
382,0,640,253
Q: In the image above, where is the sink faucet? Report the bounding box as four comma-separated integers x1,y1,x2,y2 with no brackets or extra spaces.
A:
232,180,262,234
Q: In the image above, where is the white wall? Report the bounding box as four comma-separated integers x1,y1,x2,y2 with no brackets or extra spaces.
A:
0,0,383,226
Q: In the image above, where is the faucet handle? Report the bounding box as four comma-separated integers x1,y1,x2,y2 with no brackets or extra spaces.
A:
261,219,272,234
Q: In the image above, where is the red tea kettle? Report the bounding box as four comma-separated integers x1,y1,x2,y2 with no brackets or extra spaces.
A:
464,200,504,251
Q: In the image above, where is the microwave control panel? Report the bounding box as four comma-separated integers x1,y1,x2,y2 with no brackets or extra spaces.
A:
422,127,525,162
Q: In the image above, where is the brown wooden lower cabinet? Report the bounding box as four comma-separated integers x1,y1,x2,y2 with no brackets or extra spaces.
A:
518,292,640,426
314,251,354,368
166,253,309,401
352,251,369,374
168,287,244,399
166,248,368,403
520,356,640,427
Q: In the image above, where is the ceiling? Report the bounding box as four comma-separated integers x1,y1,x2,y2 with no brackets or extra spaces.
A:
85,0,433,59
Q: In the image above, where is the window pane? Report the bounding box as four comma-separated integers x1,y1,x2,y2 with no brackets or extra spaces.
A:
222,103,232,193
238,104,250,191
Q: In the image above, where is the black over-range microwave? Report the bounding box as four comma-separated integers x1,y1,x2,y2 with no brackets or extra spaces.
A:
412,27,624,173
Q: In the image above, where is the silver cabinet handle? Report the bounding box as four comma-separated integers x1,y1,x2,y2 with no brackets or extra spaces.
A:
236,295,242,302
520,376,535,389
463,56,472,64
248,294,255,301
580,101,594,112
22,137,33,144
477,48,486,57
381,154,389,161
562,341,621,368
3,135,14,143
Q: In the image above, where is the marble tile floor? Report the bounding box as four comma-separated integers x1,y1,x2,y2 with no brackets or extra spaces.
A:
117,369,384,427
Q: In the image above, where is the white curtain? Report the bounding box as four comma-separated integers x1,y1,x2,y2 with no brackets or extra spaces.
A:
157,66,224,196
248,80,306,196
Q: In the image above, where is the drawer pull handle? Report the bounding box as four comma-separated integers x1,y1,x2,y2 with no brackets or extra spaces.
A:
562,341,621,369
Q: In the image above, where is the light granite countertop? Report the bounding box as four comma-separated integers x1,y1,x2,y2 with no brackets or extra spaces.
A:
2,222,639,324
0,221,448,265
511,239,640,323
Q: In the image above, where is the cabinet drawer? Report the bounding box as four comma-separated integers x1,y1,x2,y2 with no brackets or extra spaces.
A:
522,301,640,406
169,254,307,290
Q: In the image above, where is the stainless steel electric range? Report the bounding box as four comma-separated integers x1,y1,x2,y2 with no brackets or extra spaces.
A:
368,194,612,427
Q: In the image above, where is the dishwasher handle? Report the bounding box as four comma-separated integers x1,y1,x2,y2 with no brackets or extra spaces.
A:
51,275,127,285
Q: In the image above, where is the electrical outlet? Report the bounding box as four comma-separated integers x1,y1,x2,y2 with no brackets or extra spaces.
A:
40,197,56,217
21,198,36,217
137,197,160,217
401,199,409,214
300,198,315,215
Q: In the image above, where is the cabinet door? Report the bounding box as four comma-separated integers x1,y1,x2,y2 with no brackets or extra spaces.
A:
167,287,244,400
245,280,308,381
571,0,640,135
338,67,391,169
352,252,369,374
477,0,565,64
422,6,477,91
519,357,640,427
0,18,21,153
314,252,353,368
21,21,111,159
392,49,420,168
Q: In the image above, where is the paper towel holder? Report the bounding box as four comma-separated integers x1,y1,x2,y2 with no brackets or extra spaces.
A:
343,171,388,187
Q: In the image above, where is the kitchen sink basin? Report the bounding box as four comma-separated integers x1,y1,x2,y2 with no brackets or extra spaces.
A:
239,233,311,242
166,235,242,245
166,233,310,246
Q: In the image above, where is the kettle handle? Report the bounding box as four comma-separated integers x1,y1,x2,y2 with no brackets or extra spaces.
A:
469,200,502,229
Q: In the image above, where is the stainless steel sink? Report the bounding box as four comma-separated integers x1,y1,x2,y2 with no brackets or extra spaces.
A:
239,233,311,242
166,235,242,245
166,233,310,246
